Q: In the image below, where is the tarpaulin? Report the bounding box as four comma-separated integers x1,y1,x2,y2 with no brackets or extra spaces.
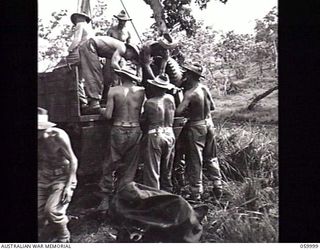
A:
109,182,208,242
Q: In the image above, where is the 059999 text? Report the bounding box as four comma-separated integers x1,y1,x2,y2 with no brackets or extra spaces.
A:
300,244,319,248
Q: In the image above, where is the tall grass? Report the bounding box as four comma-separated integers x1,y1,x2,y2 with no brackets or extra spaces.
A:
202,122,278,242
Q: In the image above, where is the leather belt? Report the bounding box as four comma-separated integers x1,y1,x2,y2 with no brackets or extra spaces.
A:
148,127,173,134
187,118,213,126
113,121,140,127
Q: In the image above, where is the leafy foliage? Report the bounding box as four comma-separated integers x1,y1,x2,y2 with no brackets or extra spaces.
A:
91,0,110,34
38,1,111,72
143,0,228,36
253,6,278,74
38,10,73,71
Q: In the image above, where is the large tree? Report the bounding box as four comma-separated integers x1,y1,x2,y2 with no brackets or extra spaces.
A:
143,0,228,36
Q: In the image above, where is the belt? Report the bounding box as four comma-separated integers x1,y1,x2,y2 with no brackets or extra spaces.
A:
148,127,173,134
113,121,140,127
187,118,213,126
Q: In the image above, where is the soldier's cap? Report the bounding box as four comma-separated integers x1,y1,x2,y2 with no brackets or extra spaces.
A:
70,12,91,25
157,34,178,50
114,65,142,83
125,43,140,57
147,74,175,90
38,107,56,130
114,10,132,21
182,62,206,78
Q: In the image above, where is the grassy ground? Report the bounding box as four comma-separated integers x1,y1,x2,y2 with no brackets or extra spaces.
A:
66,121,278,243
209,64,278,124
201,122,278,242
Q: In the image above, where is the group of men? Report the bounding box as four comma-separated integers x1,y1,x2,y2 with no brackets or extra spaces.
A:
60,10,176,115
38,10,222,243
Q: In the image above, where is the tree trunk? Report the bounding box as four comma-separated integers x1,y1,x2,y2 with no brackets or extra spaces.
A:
273,39,278,73
247,85,278,110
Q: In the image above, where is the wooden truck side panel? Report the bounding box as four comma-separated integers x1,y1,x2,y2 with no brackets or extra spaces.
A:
38,66,80,122
38,65,110,176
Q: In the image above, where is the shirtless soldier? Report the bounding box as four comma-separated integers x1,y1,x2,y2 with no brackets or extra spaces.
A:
140,74,176,192
140,37,178,90
101,10,132,102
38,107,78,242
107,10,131,43
78,36,140,114
98,65,145,210
175,63,223,201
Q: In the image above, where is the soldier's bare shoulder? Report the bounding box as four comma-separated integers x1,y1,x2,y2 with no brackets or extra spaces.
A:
144,98,158,108
132,85,145,93
109,86,121,94
108,25,117,31
43,127,69,142
184,88,196,98
200,83,210,91
164,93,175,102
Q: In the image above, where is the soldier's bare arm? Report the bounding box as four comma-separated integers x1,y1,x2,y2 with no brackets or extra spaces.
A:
68,23,84,52
136,65,143,80
159,49,169,75
203,85,215,111
54,129,78,204
140,100,151,133
126,31,131,44
106,27,113,37
176,91,192,116
141,45,156,79
103,89,115,120
111,45,126,70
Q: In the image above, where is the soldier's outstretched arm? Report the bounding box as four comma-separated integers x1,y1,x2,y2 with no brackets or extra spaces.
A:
55,129,78,204
159,49,169,75
141,45,156,79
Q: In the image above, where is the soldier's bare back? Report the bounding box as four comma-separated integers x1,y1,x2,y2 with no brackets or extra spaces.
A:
177,84,214,121
143,94,175,129
38,127,76,167
107,85,145,124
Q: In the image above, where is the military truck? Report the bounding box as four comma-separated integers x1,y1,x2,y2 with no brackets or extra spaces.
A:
38,60,185,179
38,0,185,178
38,65,111,177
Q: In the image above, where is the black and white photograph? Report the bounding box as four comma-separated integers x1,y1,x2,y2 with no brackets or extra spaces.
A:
37,0,278,243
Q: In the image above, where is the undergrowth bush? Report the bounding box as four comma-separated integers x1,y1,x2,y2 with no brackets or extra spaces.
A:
202,122,278,242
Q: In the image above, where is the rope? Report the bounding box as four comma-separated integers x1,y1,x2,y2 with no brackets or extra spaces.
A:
119,0,143,44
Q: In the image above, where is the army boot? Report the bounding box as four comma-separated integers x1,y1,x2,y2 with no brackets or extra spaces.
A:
212,180,223,200
83,99,101,115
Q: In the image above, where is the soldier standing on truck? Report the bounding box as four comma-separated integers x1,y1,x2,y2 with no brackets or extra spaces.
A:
140,74,176,192
67,12,94,112
37,107,78,242
101,10,132,104
107,10,131,43
78,36,140,114
98,65,145,210
67,12,94,64
175,63,223,201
